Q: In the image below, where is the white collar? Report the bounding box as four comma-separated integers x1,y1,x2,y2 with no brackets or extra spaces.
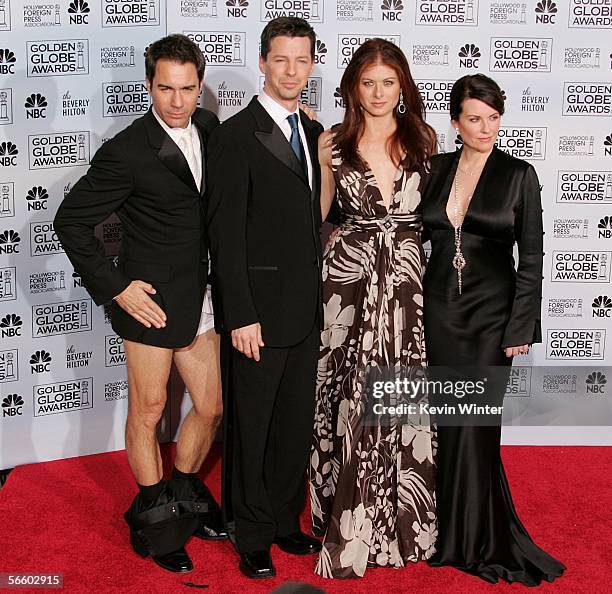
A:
257,89,301,129
152,107,195,142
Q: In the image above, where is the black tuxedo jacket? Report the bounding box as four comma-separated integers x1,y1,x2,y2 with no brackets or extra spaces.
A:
54,107,220,348
207,97,324,348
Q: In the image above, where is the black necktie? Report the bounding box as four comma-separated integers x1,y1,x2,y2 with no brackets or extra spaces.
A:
287,113,307,174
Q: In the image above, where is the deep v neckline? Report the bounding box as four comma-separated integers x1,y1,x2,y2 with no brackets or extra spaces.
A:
359,152,402,213
444,149,494,229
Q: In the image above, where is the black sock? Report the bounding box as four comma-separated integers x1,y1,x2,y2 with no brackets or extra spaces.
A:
137,479,165,506
172,466,197,485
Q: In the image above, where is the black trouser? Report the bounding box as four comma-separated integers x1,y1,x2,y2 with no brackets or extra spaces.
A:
226,321,319,554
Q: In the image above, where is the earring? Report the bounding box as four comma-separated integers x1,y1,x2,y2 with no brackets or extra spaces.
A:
397,90,406,116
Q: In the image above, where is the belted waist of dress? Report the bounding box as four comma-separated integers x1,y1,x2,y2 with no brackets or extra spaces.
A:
339,213,422,234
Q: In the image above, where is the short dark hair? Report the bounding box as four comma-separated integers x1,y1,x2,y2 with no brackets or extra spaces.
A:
449,74,505,120
260,17,316,60
145,34,205,83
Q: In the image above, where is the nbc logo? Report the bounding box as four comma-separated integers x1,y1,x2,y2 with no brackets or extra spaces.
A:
382,0,404,21
1,393,23,418
315,40,327,65
0,141,18,167
459,43,481,68
605,134,612,157
598,216,612,239
26,185,48,211
30,349,52,373
592,295,612,317
0,313,22,338
226,0,248,18
0,229,20,253
585,371,607,394
535,0,557,24
25,93,47,119
0,48,16,75
68,0,90,25
334,86,345,109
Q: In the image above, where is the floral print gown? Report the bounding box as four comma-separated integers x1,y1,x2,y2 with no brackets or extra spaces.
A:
310,145,437,579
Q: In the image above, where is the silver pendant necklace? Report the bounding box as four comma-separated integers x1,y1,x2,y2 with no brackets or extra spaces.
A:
452,174,467,295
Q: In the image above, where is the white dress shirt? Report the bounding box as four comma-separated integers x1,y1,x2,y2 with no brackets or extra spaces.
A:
257,90,313,189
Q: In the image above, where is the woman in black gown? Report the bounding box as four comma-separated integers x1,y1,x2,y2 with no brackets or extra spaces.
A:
422,74,565,585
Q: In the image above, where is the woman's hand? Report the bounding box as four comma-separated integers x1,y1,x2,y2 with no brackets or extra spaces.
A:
299,102,317,121
318,129,333,168
504,344,530,357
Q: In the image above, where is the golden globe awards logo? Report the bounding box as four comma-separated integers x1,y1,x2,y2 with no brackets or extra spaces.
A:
181,0,220,18
185,31,246,66
505,367,532,397
563,83,612,116
33,377,93,416
0,182,14,217
489,38,552,72
260,0,323,22
0,349,18,383
496,127,546,159
551,251,612,282
28,132,90,169
557,171,612,203
546,329,606,360
337,34,400,68
103,81,149,117
0,88,13,124
30,221,63,256
416,80,453,113
0,266,16,302
26,40,89,77
105,335,125,366
102,0,160,26
569,0,612,28
416,0,478,25
0,1,11,32
32,299,92,337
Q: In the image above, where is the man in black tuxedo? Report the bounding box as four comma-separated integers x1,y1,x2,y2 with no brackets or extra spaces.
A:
54,35,226,573
207,17,324,579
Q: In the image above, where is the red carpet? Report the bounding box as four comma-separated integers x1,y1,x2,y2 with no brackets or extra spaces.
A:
0,445,610,593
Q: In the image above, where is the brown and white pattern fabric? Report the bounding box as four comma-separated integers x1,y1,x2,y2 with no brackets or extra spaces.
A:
310,144,437,579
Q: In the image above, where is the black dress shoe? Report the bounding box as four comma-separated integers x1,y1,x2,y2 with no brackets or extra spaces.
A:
193,507,228,540
129,528,193,573
273,531,322,555
239,550,276,579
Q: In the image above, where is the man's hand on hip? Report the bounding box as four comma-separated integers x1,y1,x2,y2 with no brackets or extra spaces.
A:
231,323,264,362
114,280,167,329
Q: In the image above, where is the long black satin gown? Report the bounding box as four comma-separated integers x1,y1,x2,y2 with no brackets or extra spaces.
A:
422,147,565,586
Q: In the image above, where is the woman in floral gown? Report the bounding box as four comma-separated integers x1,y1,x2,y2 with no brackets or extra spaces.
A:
309,39,438,579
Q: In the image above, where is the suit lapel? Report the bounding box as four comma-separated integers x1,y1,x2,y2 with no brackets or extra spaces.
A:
248,97,309,187
143,108,200,195
301,110,320,202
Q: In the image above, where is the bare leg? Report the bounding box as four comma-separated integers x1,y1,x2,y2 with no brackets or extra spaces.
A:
124,339,173,485
173,329,223,474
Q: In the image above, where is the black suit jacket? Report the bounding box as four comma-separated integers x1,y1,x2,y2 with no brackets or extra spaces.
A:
207,97,324,348
54,107,220,348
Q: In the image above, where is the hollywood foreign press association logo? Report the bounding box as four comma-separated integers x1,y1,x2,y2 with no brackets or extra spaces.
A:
458,43,481,68
30,349,52,374
0,48,16,75
227,0,249,19
381,0,404,21
315,40,327,65
598,216,612,238
1,89,13,124
0,229,20,253
1,393,23,418
68,0,90,25
0,141,18,167
0,313,22,338
586,371,607,394
535,0,557,24
25,93,47,119
592,295,612,317
26,185,49,212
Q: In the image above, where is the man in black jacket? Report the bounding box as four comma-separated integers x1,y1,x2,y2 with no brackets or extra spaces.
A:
54,34,226,573
207,17,323,579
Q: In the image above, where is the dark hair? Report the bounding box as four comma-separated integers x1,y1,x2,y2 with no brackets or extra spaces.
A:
260,17,316,60
449,74,505,121
145,34,205,83
334,39,435,173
